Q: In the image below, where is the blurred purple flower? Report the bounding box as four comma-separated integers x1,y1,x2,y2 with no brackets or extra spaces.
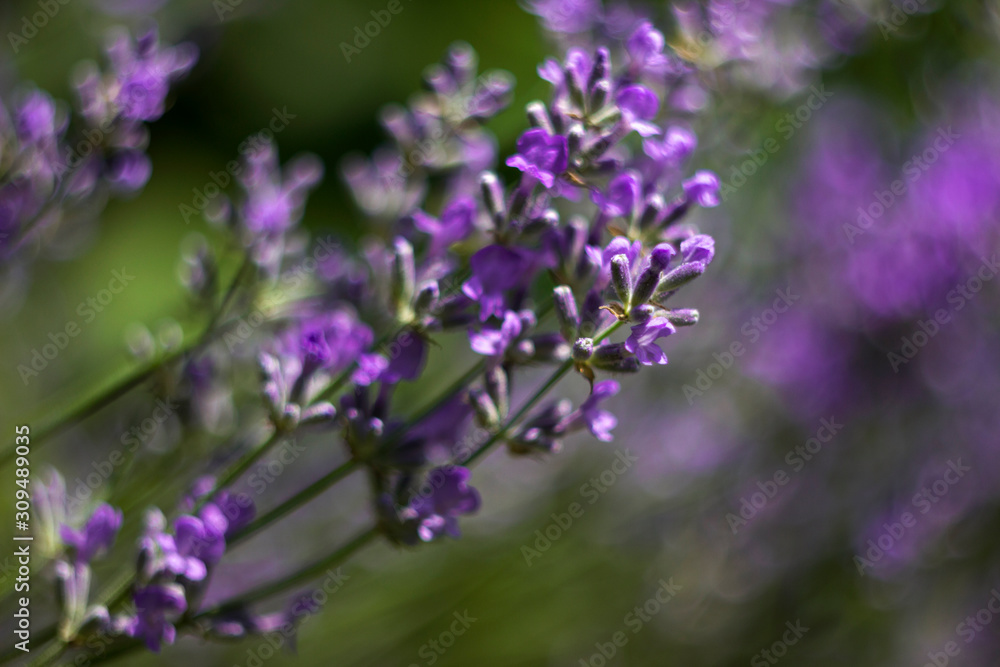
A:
412,196,477,257
462,245,531,321
59,503,122,564
505,128,568,188
404,467,481,542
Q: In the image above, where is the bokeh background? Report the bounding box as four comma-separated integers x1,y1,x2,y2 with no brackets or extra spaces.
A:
2,0,1000,665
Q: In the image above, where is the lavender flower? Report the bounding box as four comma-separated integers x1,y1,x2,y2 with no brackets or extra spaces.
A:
462,245,532,320
403,467,481,542
107,26,198,122
505,128,569,188
559,380,620,441
412,196,477,257
469,310,523,361
127,583,188,652
60,503,123,564
625,317,676,365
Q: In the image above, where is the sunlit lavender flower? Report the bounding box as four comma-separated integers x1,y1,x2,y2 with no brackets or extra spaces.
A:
626,317,676,365
559,379,620,441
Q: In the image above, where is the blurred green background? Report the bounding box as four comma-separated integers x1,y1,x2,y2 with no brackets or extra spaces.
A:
2,0,999,666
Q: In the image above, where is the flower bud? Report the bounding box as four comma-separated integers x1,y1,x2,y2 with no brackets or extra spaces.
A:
656,261,705,295
391,237,416,317
300,402,338,427
485,366,509,420
631,244,676,306
664,308,699,326
589,79,611,112
469,388,500,430
610,254,633,308
526,101,554,135
414,280,440,316
530,334,570,363
567,122,585,156
588,48,611,92
639,194,665,230
629,304,655,324
553,285,580,342
573,337,594,362
592,342,629,365
479,171,506,230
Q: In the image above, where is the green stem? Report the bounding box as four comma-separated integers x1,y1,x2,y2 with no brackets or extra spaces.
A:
0,344,193,467
201,526,378,613
227,458,361,547
5,258,254,465
62,527,381,667
192,429,282,513
462,319,624,467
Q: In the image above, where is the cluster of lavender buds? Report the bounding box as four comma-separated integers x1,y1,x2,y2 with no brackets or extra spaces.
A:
0,24,196,309
11,6,724,665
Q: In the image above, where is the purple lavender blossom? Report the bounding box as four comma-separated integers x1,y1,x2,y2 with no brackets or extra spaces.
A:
462,245,531,321
469,310,522,360
644,126,697,168
625,317,676,365
127,583,187,652
239,143,323,237
59,503,123,564
559,380,620,441
404,467,481,542
681,234,716,265
616,85,661,137
626,21,673,78
107,26,198,122
412,196,476,257
682,171,721,208
528,0,602,34
592,171,642,218
505,128,568,188
598,236,642,288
